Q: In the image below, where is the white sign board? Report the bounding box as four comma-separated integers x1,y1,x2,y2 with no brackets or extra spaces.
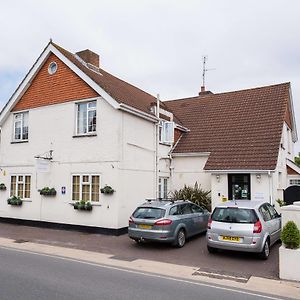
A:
254,192,264,201
36,159,50,173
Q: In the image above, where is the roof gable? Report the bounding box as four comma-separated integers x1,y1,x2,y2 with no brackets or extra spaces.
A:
166,83,291,170
12,53,98,111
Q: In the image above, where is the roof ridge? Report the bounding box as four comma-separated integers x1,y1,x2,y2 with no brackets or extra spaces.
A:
165,82,290,103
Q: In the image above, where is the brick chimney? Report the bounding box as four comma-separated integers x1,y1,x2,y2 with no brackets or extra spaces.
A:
76,49,99,68
199,85,213,96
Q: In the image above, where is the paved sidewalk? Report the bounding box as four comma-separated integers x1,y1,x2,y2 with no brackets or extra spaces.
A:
0,237,299,299
0,222,280,280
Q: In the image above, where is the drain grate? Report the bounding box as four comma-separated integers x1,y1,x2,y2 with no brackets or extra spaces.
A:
14,239,29,244
110,255,136,262
193,268,250,283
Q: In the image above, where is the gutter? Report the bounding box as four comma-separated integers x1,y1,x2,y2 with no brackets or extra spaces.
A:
118,103,158,122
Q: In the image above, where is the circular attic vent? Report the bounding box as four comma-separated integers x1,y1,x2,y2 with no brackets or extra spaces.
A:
48,61,58,75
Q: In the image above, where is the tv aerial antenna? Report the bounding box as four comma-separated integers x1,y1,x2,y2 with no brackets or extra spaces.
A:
201,55,216,90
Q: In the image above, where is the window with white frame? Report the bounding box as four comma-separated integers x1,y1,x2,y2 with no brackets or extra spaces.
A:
13,112,28,141
10,175,31,199
159,177,169,199
290,179,300,185
76,101,97,134
159,120,174,144
72,175,100,202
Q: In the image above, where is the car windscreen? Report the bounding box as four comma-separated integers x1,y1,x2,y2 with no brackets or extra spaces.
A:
212,207,258,224
133,207,166,219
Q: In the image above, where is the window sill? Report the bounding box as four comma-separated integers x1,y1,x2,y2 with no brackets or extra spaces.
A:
73,133,97,138
159,142,172,146
22,199,32,202
11,140,29,144
69,201,101,206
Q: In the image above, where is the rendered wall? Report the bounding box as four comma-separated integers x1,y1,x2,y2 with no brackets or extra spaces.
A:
0,97,123,229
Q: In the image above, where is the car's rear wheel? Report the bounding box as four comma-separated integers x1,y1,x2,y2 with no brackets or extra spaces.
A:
260,239,270,260
174,229,186,248
207,245,217,253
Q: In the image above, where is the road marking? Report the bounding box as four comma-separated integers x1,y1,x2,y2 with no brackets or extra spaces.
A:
0,245,287,300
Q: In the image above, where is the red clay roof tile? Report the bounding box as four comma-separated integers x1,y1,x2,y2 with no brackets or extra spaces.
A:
165,83,290,170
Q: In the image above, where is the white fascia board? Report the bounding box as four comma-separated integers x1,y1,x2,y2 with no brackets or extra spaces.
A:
0,43,120,126
174,123,189,132
287,159,300,174
289,85,298,142
0,47,52,125
172,152,211,157
206,169,275,174
118,103,158,122
159,107,173,119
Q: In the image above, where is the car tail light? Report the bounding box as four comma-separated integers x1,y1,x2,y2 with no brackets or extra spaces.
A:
207,216,212,229
129,217,134,224
253,220,262,233
154,219,172,226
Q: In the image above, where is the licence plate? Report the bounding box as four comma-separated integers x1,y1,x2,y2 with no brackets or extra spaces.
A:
138,224,152,230
221,236,240,242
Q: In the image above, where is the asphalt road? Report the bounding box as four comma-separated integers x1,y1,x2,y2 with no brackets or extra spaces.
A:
0,247,285,300
0,223,280,280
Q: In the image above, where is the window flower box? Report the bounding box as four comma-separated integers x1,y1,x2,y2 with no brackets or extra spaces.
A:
0,183,6,191
40,187,57,196
73,200,93,211
100,185,115,195
7,196,23,206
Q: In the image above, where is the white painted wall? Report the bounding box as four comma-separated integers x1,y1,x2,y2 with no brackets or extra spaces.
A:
0,96,177,230
171,155,211,192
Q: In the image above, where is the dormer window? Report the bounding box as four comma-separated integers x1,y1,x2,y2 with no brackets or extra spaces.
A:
159,120,174,144
13,112,28,141
76,101,97,135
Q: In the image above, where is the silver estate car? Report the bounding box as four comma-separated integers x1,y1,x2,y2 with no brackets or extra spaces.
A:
206,201,281,259
128,199,210,247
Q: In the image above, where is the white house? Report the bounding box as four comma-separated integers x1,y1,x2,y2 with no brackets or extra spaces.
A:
0,41,299,233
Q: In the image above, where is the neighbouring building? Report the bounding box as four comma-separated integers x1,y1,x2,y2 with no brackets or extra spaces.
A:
0,41,299,233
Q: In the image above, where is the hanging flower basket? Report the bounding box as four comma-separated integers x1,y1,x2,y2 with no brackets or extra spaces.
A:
0,183,6,191
40,187,57,196
73,200,93,211
7,196,23,206
100,185,115,195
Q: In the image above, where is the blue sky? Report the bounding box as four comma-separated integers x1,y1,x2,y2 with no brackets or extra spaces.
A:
1,0,300,154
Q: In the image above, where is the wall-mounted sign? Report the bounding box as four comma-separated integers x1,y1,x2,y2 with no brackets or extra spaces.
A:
36,159,50,173
61,186,66,195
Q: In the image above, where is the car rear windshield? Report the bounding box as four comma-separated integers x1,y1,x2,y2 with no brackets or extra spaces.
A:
212,207,258,224
133,207,165,219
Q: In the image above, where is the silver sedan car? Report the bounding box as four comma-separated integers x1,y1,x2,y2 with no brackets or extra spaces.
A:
128,199,210,247
206,201,281,259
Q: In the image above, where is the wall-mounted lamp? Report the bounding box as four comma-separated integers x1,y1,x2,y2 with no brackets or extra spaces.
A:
256,174,261,182
216,174,220,182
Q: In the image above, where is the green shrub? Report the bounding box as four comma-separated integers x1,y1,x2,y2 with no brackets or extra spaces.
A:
7,195,22,206
100,185,115,194
171,182,211,211
281,221,300,249
40,187,56,196
276,199,286,207
73,200,93,211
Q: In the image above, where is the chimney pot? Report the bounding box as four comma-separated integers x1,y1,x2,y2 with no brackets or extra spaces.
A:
76,49,100,68
201,86,205,92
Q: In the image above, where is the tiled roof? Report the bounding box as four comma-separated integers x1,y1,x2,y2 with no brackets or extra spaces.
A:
165,83,291,170
51,42,168,117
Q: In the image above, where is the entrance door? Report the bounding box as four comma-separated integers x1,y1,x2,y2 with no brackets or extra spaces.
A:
228,174,251,200
284,185,300,205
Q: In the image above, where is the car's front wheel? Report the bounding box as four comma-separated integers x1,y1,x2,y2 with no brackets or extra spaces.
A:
260,239,270,260
174,229,186,248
